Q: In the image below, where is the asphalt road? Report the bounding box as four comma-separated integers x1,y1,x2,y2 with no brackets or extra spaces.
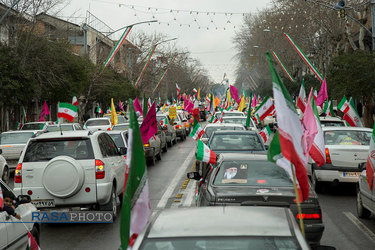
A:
7,123,375,249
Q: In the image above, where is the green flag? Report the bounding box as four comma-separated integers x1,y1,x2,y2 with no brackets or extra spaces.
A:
245,94,252,128
120,101,150,249
143,94,148,118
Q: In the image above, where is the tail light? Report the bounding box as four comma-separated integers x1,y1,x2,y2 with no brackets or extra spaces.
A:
297,212,322,220
95,159,105,179
325,148,332,164
107,128,112,131
15,163,22,183
176,125,182,129
144,143,150,147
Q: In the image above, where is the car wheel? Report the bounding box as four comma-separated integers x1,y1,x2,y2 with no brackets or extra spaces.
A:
357,188,371,219
100,186,118,221
1,166,10,184
163,142,168,152
156,149,162,160
312,171,324,193
148,155,156,166
30,226,40,245
167,139,172,147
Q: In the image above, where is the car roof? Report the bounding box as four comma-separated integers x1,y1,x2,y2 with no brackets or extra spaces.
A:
319,117,344,122
220,153,268,161
322,127,372,132
1,130,40,134
86,118,110,121
106,130,127,135
204,123,245,128
147,207,293,238
222,116,246,119
211,130,258,135
32,131,92,139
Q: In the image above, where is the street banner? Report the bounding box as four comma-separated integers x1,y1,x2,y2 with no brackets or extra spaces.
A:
135,44,157,87
168,106,177,119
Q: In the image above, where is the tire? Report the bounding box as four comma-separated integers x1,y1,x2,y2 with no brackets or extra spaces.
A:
30,226,40,246
312,171,324,193
100,186,118,221
357,188,371,219
148,155,156,166
167,140,172,147
1,166,10,184
163,142,168,152
156,149,162,160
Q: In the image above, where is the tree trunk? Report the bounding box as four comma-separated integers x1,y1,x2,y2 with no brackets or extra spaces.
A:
363,96,374,128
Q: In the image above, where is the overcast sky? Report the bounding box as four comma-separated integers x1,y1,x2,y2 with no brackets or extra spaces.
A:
60,0,272,83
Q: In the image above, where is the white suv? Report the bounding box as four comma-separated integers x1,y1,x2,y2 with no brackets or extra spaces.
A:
13,131,126,219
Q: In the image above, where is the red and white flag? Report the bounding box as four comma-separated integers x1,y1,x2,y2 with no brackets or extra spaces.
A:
259,125,272,143
366,123,375,190
189,118,204,140
72,96,78,106
176,84,181,100
196,139,216,164
253,96,275,124
297,80,306,113
28,231,41,250
309,97,326,166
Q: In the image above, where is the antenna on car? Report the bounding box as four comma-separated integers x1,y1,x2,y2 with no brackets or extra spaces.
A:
58,119,63,135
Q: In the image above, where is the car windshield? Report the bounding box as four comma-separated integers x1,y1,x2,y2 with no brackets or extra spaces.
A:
210,133,264,151
223,112,244,117
0,132,34,145
23,139,94,162
46,125,74,132
86,119,110,126
324,130,371,145
108,134,126,148
112,124,130,130
21,123,44,130
213,161,293,187
222,118,251,126
204,127,245,139
141,236,301,250
320,121,345,127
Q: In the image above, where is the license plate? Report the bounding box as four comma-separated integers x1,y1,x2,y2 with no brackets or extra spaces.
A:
32,199,55,208
342,172,361,177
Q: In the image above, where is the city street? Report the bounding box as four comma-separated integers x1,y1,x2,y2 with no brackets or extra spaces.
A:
7,130,370,250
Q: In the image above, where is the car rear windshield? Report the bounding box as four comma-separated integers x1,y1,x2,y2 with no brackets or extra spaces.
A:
21,123,44,130
210,134,263,151
213,161,293,187
46,125,74,132
0,132,34,145
112,124,129,130
222,118,251,126
23,138,94,162
320,121,345,127
86,120,110,126
204,127,245,138
141,237,301,250
325,130,371,145
157,116,167,122
223,112,244,117
108,134,126,148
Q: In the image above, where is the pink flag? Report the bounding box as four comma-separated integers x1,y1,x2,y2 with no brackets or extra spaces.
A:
302,88,318,160
316,77,328,107
230,85,241,104
185,101,193,113
133,97,143,117
119,100,124,111
140,102,158,144
39,101,50,121
251,93,258,108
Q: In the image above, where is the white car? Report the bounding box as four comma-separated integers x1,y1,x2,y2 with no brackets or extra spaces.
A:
84,118,112,132
46,123,83,132
222,110,245,117
13,131,127,219
310,127,372,193
201,123,246,144
0,130,40,171
319,116,347,127
221,116,258,132
21,121,51,131
0,179,40,249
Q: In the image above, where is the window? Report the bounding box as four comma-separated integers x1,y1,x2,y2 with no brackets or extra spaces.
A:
46,125,74,132
108,134,126,148
104,134,120,156
86,119,110,126
324,130,371,145
210,134,264,151
0,132,34,145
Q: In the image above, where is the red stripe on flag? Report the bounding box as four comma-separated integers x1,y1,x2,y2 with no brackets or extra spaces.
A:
297,98,306,113
309,143,325,167
58,112,74,122
343,113,356,127
198,129,205,139
209,151,216,164
259,131,267,142
366,158,374,190
259,104,275,121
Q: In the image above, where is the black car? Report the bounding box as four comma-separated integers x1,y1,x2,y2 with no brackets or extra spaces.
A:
199,105,206,121
188,153,325,246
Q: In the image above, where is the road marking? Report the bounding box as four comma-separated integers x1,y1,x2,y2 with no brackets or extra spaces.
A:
183,178,196,207
156,149,195,209
343,212,375,244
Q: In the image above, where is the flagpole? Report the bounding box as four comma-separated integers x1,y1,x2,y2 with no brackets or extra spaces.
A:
290,162,305,237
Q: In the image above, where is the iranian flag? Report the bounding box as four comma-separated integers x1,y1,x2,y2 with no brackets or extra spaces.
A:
104,26,133,68
189,118,204,140
253,96,275,124
176,84,181,100
72,95,78,106
266,52,309,202
259,125,272,143
160,117,168,126
366,123,375,190
196,139,216,164
57,103,78,122
338,96,362,127
309,98,326,167
120,102,151,249
323,100,335,117
338,96,350,113
297,80,306,113
28,231,41,250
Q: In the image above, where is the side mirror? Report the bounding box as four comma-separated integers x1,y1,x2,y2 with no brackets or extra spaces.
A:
118,147,127,155
359,162,366,171
187,171,201,180
17,195,31,204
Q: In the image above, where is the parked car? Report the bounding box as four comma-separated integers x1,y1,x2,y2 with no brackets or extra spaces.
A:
0,150,9,183
188,153,324,246
0,179,40,249
310,127,372,193
46,123,83,132
319,116,347,127
144,134,162,166
13,131,127,219
221,116,258,132
21,121,51,131
199,104,207,121
357,164,375,219
156,114,177,147
84,118,112,132
222,110,244,117
132,206,310,250
0,130,40,171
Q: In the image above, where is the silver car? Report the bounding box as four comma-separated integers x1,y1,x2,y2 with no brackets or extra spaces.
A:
0,130,40,171
156,114,177,146
133,207,310,249
21,121,51,131
13,131,127,220
46,123,83,132
84,118,112,132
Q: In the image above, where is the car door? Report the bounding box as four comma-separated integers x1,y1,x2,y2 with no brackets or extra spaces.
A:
359,170,372,209
0,211,8,249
